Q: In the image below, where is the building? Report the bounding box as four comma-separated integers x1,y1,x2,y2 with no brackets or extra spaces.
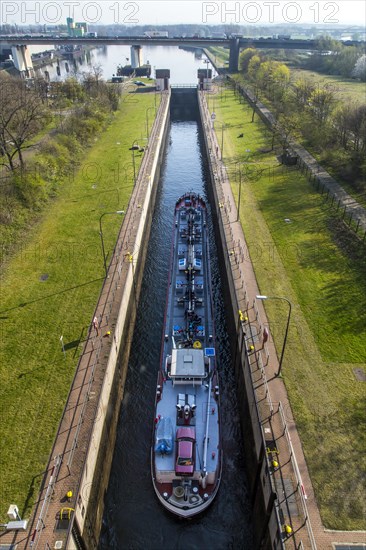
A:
197,68,212,91
66,17,87,37
155,69,170,91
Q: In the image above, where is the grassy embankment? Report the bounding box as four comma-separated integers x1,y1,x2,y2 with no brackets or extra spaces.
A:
290,68,366,105
287,68,366,208
207,46,366,207
0,90,156,521
207,85,366,530
207,46,230,69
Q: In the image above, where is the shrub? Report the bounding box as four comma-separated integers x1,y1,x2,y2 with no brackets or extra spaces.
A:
56,134,83,161
13,168,48,209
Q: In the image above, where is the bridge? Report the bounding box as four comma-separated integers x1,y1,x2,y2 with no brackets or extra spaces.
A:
2,35,363,72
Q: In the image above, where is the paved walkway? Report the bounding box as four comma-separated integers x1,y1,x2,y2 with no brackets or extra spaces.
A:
199,89,366,550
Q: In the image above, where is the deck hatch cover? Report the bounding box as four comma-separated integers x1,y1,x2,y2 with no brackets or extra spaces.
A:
171,349,205,377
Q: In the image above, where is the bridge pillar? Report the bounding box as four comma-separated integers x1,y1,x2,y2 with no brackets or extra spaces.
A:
11,45,34,77
229,38,240,73
130,45,143,68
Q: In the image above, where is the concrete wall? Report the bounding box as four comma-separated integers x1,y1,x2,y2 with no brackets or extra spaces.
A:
11,45,34,76
197,92,283,550
170,86,198,118
72,94,171,549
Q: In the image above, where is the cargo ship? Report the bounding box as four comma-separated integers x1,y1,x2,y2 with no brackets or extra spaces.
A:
151,192,222,518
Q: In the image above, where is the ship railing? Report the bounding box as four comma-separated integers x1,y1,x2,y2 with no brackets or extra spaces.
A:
202,367,212,473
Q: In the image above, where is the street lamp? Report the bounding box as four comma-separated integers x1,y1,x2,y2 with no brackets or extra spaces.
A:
203,58,210,91
235,161,244,222
99,210,125,277
256,295,292,377
145,107,154,139
129,139,140,184
234,152,250,222
220,123,228,160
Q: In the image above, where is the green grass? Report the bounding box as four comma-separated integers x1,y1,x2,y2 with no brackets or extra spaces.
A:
208,85,366,529
26,117,57,147
230,71,366,209
291,68,366,105
206,46,230,68
0,90,156,521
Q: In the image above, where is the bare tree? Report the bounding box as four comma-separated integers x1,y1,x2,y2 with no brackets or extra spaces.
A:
0,77,49,172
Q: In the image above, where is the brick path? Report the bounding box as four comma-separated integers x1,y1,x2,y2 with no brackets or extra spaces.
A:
198,89,366,550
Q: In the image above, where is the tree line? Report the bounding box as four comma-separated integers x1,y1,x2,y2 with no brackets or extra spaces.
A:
238,47,366,192
0,69,121,258
307,37,366,81
0,68,120,174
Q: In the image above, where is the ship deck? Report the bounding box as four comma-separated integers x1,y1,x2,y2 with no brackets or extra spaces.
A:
155,379,219,474
153,194,221,485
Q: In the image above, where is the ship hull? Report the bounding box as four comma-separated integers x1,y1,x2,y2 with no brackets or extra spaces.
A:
151,193,222,518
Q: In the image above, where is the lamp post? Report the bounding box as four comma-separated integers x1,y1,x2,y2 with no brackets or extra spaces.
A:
99,210,125,277
145,107,154,139
204,58,209,91
220,123,228,160
233,151,250,222
256,295,292,377
235,161,244,222
129,140,140,184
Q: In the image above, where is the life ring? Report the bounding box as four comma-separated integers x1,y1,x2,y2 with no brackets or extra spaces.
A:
193,340,202,349
189,494,200,504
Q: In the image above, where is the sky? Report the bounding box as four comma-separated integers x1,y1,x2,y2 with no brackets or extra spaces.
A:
1,1,365,27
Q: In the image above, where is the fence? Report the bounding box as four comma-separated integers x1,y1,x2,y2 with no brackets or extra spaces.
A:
228,77,366,242
198,89,317,549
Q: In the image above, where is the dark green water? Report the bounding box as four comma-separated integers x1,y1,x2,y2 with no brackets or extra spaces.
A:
99,114,253,549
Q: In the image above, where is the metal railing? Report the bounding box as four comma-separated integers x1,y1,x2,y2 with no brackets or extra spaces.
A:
198,89,317,549
29,90,171,550
30,454,62,548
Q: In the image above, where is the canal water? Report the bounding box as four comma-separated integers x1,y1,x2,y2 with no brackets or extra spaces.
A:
98,107,253,548
31,44,217,84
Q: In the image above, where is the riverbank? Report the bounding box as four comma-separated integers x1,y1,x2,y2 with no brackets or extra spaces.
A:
0,90,157,523
207,83,366,531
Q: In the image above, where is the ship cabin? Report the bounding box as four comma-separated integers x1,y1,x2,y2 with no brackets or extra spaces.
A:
166,348,209,387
